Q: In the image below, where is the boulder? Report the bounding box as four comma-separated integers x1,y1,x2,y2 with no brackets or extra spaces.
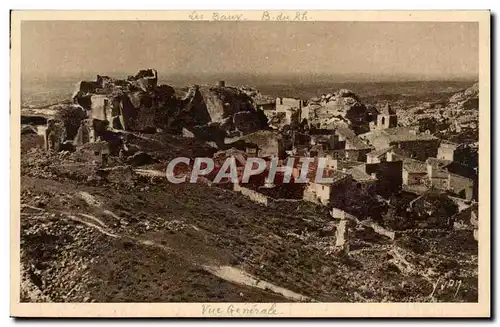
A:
233,111,263,135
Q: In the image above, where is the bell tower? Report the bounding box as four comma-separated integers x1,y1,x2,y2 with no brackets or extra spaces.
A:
377,103,397,129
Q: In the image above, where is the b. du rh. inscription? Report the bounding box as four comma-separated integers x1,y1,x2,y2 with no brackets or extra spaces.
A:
261,11,309,21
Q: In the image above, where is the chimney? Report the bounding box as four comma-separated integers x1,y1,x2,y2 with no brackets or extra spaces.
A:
216,80,226,87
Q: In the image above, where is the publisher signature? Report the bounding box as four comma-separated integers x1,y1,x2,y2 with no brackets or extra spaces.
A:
429,277,462,298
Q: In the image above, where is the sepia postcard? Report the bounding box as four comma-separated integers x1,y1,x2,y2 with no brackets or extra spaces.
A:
10,10,491,318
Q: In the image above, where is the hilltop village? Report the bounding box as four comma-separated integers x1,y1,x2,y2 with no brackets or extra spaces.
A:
20,70,479,303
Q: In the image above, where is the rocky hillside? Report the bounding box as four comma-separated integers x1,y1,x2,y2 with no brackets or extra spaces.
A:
448,83,479,109
397,83,479,143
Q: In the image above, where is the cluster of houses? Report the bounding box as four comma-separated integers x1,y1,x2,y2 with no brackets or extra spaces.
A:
242,97,477,206
223,94,479,246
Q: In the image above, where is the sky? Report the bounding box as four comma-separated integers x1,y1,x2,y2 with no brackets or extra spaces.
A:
21,21,479,80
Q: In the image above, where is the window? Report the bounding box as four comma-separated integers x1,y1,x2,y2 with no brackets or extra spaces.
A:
381,117,386,125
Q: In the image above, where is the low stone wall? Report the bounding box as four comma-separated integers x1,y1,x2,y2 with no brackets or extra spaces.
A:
232,184,303,208
330,208,357,221
394,228,449,239
233,183,270,206
365,221,396,241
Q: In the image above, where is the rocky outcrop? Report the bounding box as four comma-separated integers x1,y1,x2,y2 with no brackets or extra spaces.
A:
130,69,158,92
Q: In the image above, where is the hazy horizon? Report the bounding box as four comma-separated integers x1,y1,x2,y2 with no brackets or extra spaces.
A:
21,21,479,81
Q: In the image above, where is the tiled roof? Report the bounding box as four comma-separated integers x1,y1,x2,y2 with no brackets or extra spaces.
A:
336,160,365,170
388,133,438,143
347,137,372,150
312,169,350,185
360,127,438,143
335,124,372,150
347,165,377,182
426,157,453,168
367,147,393,158
382,126,416,135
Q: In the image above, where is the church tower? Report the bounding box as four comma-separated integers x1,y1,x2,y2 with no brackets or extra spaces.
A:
377,103,398,129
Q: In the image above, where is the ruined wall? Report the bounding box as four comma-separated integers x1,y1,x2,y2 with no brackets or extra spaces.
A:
276,97,303,111
448,173,474,200
335,220,349,248
235,131,284,158
90,95,111,122
75,81,98,95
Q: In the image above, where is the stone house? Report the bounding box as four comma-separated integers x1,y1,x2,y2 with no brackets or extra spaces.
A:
437,141,459,161
302,170,351,205
426,158,475,200
333,124,372,161
448,173,475,200
346,164,378,192
402,158,428,186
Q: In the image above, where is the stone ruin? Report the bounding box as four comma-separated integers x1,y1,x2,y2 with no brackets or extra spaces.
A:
40,70,269,158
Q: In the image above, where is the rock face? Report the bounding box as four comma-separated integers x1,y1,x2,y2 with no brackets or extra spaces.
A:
196,85,255,122
305,89,371,134
23,70,270,156
233,111,264,134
